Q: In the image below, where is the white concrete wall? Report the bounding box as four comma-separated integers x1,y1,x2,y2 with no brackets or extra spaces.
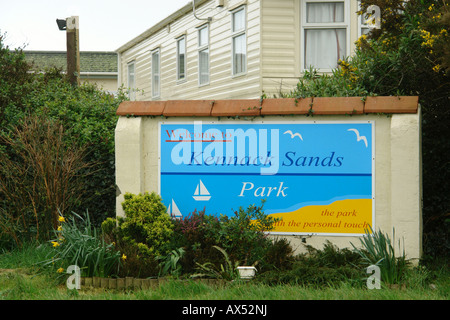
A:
115,109,422,262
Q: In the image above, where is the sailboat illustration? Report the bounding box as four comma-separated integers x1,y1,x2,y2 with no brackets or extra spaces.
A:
193,180,211,201
167,199,182,219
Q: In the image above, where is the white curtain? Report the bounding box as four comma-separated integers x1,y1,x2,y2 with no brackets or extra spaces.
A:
152,51,160,97
306,2,344,23
305,2,346,70
233,34,246,74
127,63,135,100
199,48,209,84
177,38,186,80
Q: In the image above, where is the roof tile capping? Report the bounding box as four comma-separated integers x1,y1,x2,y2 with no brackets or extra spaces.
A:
116,96,419,117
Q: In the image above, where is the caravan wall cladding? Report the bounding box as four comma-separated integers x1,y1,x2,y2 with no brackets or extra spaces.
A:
114,97,422,262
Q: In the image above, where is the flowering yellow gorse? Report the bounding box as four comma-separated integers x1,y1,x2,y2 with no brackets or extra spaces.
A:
338,59,359,83
420,29,438,48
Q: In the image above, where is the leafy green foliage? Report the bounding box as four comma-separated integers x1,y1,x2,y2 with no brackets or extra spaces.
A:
169,202,281,275
0,115,94,247
101,192,174,277
156,247,185,278
42,211,121,278
257,241,364,287
0,32,34,129
288,66,369,99
0,32,127,245
120,192,174,257
213,201,280,265
192,246,240,281
351,227,409,285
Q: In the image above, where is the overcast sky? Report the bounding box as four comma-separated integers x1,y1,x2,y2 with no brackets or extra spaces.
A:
0,0,191,51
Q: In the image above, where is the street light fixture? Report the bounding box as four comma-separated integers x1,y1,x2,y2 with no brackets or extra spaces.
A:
56,19,67,31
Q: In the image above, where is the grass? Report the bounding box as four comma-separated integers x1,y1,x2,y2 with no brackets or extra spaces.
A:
0,272,447,300
0,242,448,301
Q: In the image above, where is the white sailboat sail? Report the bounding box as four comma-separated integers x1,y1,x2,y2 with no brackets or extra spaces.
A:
167,199,182,218
193,180,211,201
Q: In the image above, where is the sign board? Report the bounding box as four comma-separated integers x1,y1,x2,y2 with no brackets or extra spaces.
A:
159,121,374,235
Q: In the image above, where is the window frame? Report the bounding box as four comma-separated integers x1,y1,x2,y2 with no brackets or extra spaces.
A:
176,35,187,82
197,23,210,86
231,5,247,77
127,61,136,100
301,0,350,72
151,48,161,99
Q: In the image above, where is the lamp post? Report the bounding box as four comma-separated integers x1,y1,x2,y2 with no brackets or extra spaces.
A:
56,16,80,86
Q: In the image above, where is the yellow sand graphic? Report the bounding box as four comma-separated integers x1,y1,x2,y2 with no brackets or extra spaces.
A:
269,199,372,234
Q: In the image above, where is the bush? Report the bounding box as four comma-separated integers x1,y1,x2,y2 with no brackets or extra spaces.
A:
257,241,364,287
258,237,295,272
101,192,174,277
169,202,281,275
120,192,174,257
0,115,94,247
0,32,34,130
0,34,127,244
25,74,124,227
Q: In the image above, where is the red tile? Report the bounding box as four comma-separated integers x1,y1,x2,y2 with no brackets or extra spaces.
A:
116,101,165,116
364,96,418,113
210,99,262,117
311,97,364,115
260,98,312,115
163,100,213,117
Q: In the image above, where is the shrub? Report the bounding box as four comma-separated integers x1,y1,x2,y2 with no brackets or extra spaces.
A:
192,245,240,280
0,32,34,130
257,241,364,287
101,192,174,277
0,34,127,239
26,74,124,227
213,201,279,265
0,115,94,247
120,192,174,257
169,201,280,275
299,240,362,268
170,209,219,274
257,237,295,273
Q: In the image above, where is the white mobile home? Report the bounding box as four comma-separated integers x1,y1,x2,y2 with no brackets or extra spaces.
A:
116,0,369,100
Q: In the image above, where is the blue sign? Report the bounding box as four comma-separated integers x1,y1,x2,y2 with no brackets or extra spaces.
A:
159,121,374,235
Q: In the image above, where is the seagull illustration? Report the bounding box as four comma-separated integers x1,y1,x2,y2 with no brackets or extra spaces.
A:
347,129,368,147
284,130,303,141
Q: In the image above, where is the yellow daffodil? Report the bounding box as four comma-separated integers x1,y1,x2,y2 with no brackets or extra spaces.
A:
52,241,60,247
57,226,62,231
58,216,65,223
57,268,64,273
